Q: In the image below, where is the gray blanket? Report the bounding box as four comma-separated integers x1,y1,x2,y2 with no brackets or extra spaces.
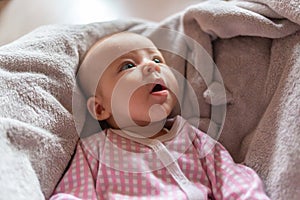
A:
0,0,299,199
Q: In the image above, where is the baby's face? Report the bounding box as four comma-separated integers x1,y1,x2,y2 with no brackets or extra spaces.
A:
81,33,179,128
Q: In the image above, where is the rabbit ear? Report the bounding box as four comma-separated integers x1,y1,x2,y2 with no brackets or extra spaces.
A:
203,82,233,106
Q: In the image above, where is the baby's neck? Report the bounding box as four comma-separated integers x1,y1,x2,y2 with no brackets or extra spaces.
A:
112,118,173,139
149,128,169,139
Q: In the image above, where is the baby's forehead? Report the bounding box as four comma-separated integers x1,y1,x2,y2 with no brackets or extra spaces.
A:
78,33,160,96
84,33,161,71
90,33,158,56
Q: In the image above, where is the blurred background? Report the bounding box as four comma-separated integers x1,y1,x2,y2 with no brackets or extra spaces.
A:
0,0,201,46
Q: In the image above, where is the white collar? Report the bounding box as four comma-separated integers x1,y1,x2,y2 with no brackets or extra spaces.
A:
109,116,184,146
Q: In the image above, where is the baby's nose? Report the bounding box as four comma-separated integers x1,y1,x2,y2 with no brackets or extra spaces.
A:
142,62,161,75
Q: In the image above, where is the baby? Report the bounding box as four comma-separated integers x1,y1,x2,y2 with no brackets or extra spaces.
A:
50,32,270,200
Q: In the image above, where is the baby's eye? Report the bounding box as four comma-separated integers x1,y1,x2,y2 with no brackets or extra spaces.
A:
120,62,135,71
153,58,162,63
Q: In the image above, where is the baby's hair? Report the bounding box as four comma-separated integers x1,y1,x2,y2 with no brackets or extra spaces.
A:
77,31,138,98
77,32,119,78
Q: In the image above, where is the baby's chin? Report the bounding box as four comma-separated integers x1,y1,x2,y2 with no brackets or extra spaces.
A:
134,106,171,126
132,117,167,127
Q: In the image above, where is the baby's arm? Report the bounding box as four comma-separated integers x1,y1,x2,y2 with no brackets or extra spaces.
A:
193,128,270,200
50,141,99,200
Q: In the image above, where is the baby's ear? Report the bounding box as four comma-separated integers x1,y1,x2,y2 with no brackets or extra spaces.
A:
87,96,110,121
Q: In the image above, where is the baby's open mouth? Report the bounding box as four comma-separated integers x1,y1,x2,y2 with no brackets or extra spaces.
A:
151,84,167,93
150,83,169,97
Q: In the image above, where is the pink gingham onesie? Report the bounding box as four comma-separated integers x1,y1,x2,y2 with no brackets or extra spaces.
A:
50,116,270,200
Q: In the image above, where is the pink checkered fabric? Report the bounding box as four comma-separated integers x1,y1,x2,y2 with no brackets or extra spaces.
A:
50,116,270,200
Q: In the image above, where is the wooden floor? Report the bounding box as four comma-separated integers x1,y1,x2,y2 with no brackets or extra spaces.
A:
0,0,201,46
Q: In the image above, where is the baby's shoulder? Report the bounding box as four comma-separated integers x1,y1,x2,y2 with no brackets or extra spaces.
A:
79,129,108,158
82,130,106,143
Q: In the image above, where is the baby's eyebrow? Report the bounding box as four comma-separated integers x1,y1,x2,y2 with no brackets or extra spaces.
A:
116,49,162,62
145,48,161,54
118,52,136,59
